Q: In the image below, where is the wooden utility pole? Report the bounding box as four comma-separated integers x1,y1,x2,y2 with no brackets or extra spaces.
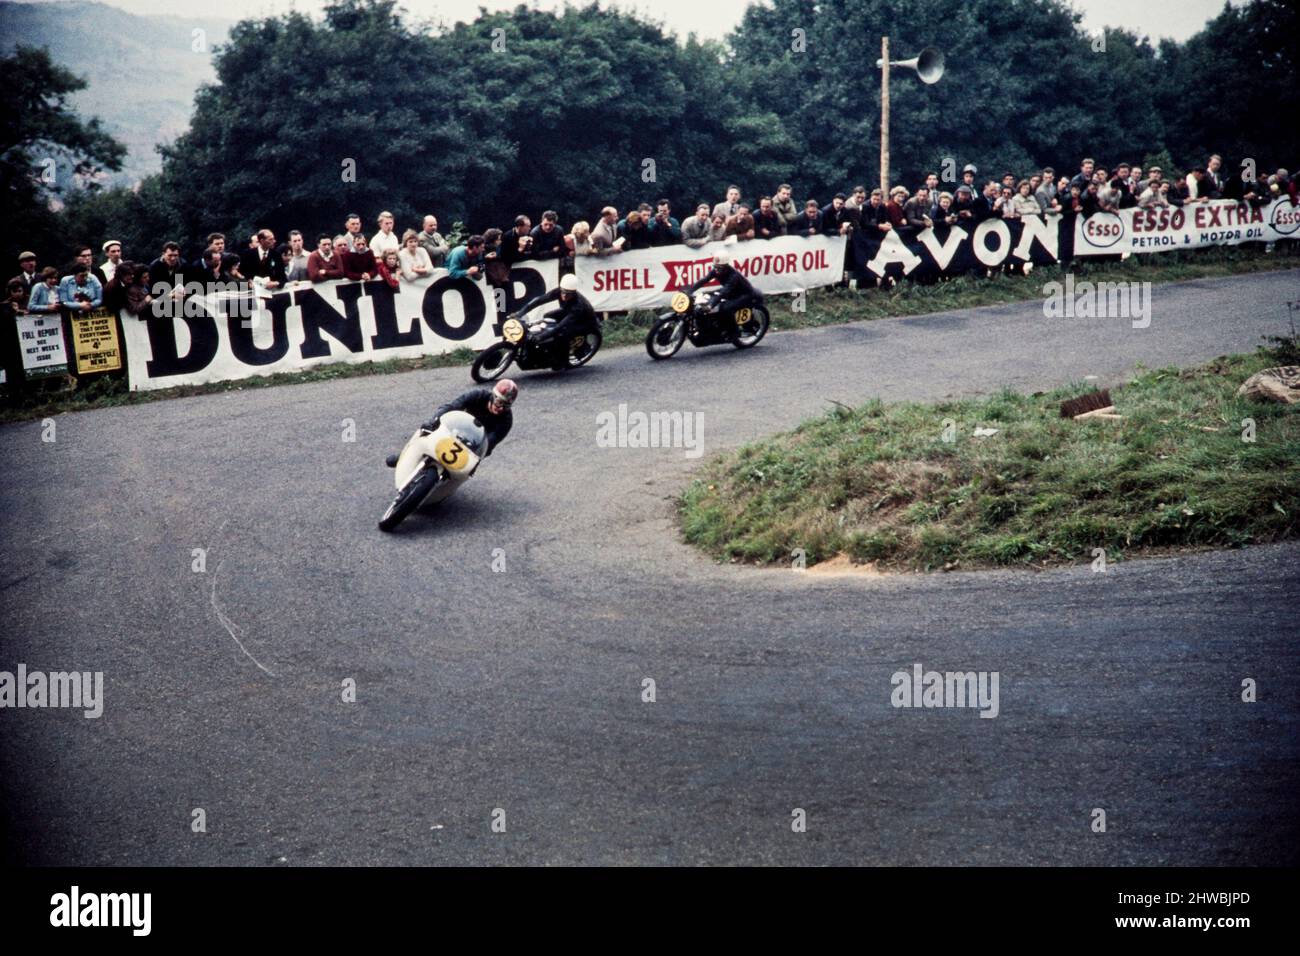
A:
880,36,890,195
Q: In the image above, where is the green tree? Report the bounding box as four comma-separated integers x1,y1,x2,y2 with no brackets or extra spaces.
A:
727,0,1165,196
156,0,797,241
432,4,797,226
0,45,125,269
158,0,504,253
1155,0,1299,172
58,176,179,267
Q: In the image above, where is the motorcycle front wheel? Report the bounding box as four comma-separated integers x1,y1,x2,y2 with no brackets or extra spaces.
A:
645,316,687,360
471,342,516,382
378,464,442,532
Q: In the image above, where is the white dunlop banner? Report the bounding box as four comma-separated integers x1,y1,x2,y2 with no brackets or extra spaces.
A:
574,235,847,310
1073,197,1300,256
120,260,557,392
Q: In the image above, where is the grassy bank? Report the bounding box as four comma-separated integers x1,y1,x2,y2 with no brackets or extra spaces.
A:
3,244,1296,424
679,342,1300,572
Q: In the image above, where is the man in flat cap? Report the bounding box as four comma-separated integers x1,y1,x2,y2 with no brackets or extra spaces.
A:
12,251,40,295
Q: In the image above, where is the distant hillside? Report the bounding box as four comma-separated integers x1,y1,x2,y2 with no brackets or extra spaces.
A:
0,0,232,184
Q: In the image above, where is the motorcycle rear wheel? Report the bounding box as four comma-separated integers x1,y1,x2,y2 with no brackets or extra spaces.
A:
379,464,442,532
732,304,770,349
566,330,602,369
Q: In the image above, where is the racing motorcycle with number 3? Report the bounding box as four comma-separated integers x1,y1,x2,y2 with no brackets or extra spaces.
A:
378,410,485,531
645,289,769,360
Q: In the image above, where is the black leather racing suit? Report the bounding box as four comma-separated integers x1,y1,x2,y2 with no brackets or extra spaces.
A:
684,266,759,330
421,387,513,456
517,287,599,347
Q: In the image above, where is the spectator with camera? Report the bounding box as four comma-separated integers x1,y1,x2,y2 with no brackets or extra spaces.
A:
59,262,103,311
197,245,238,284
501,215,535,264
648,200,681,247
446,235,486,279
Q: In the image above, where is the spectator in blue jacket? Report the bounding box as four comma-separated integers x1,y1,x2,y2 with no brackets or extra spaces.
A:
58,267,103,311
446,236,486,280
27,268,62,313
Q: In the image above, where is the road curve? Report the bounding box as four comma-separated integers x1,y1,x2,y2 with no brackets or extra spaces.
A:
2,268,1298,865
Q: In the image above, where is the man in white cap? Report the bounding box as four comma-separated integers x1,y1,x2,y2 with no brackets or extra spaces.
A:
95,239,123,287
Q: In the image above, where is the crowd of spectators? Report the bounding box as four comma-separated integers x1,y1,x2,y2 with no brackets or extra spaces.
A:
6,155,1297,323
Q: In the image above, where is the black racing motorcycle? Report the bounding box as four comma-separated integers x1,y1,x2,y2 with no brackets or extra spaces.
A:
471,313,603,382
644,289,770,360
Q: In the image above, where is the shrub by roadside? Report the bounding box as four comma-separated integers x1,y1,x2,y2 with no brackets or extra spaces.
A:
679,342,1300,572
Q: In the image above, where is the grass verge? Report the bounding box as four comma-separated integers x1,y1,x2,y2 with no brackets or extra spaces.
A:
679,341,1300,572
3,244,1296,424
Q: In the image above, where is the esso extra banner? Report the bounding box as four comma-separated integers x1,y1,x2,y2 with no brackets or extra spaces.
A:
1073,197,1300,256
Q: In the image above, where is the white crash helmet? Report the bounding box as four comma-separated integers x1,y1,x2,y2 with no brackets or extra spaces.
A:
712,251,732,267
559,274,579,292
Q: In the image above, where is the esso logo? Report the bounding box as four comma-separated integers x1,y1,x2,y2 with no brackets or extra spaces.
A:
1270,200,1299,235
1083,212,1125,248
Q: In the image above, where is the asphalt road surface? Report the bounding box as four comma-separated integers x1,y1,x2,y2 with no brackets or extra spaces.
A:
3,269,1298,865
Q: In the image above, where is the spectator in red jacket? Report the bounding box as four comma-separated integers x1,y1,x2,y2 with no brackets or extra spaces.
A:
342,233,376,281
376,249,402,290
307,234,345,283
